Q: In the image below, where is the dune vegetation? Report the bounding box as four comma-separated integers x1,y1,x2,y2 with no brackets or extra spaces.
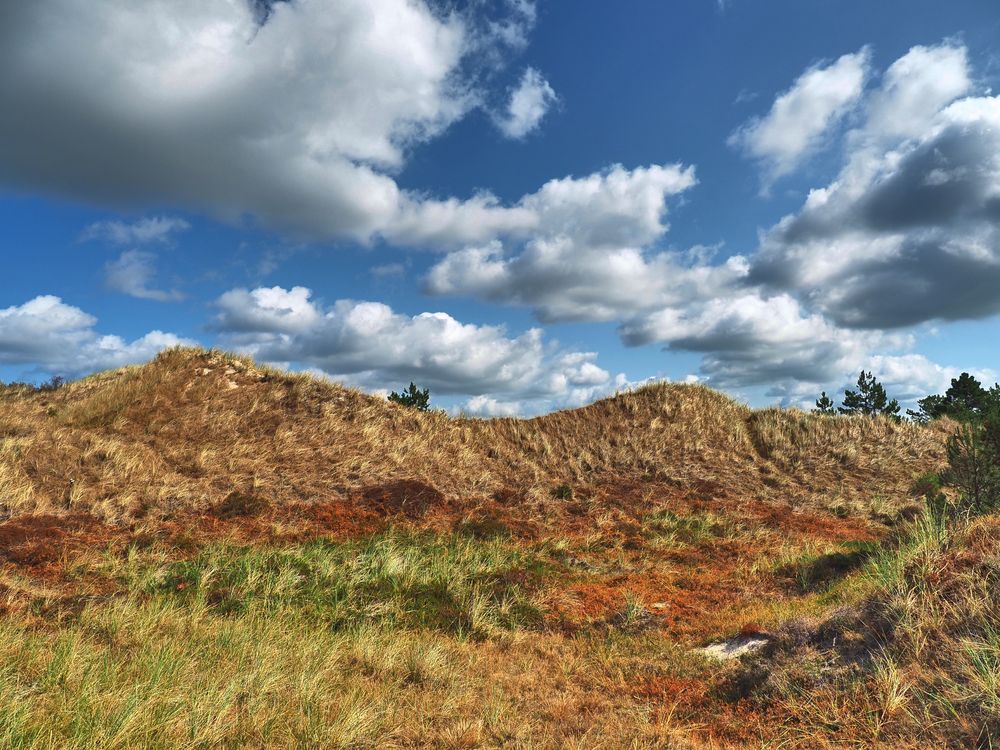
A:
1,347,994,748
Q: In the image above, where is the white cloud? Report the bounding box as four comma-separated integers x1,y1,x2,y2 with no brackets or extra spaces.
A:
427,240,748,322
864,43,971,141
619,292,902,390
752,75,1000,328
213,285,627,414
105,250,184,302
215,286,321,334
423,162,712,320
81,216,190,245
422,42,997,404
388,162,695,249
495,67,558,139
460,395,524,417
0,296,192,377
0,0,533,245
730,49,869,182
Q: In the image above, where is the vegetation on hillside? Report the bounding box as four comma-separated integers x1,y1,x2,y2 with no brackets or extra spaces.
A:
0,348,995,748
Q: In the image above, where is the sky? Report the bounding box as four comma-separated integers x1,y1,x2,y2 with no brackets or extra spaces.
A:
2,0,1000,415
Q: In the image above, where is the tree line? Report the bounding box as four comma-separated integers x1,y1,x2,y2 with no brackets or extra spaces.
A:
815,370,1000,423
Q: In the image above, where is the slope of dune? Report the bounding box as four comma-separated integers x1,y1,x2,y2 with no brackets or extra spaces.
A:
0,347,948,527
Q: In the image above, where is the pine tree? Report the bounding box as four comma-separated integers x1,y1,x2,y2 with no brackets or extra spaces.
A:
838,370,900,419
388,382,430,411
907,372,997,423
814,391,836,414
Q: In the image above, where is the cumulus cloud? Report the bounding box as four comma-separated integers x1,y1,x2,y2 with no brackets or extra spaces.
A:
389,161,694,250
730,49,869,183
0,296,192,378
213,285,627,413
81,216,190,246
105,250,184,302
751,44,1000,329
619,293,903,390
494,67,558,139
864,43,971,141
424,163,710,319
428,240,748,322
0,0,539,245
648,42,993,400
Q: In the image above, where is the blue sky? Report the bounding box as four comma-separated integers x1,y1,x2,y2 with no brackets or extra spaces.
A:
2,0,999,414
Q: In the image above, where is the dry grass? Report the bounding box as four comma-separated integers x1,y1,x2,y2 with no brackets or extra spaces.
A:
0,348,968,748
0,347,949,525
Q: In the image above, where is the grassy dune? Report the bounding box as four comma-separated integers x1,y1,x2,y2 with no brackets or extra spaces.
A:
0,348,989,748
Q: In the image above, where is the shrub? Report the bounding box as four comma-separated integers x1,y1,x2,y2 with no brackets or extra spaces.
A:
916,402,1000,525
388,382,430,411
551,484,573,500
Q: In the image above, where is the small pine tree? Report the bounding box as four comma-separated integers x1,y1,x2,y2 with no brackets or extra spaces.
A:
838,370,900,419
388,382,430,411
814,391,836,415
942,400,1000,517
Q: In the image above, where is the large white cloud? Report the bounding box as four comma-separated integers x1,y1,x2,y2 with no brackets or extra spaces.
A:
427,240,748,322
619,293,907,390
752,45,1000,329
0,296,192,377
213,285,628,413
0,0,544,245
388,162,695,249
730,49,869,183
863,43,971,141
423,162,708,319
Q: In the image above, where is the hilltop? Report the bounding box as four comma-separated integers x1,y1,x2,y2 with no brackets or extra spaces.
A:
1,347,946,526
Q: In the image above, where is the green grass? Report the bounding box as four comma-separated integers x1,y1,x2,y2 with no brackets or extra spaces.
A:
640,508,745,547
104,528,550,636
0,529,558,749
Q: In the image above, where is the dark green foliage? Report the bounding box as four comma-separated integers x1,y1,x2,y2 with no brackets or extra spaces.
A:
907,372,999,424
813,391,836,415
551,484,573,500
388,382,430,411
838,370,900,420
942,409,1000,518
915,399,1000,524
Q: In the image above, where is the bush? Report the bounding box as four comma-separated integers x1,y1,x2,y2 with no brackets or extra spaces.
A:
388,382,430,411
916,403,1000,525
